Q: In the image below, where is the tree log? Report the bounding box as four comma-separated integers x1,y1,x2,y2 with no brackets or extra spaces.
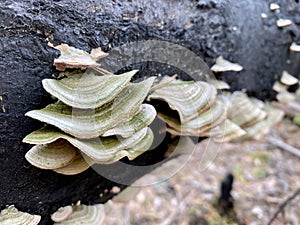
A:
0,0,299,224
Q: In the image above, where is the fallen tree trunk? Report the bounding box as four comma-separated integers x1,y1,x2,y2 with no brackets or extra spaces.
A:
0,0,299,224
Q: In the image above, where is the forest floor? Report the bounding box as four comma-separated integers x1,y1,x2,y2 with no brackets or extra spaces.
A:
103,117,300,225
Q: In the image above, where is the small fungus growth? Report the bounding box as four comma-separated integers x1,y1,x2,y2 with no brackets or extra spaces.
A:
51,206,73,223
280,71,298,86
0,205,41,225
48,42,108,71
269,3,280,11
276,19,292,28
52,204,105,225
290,42,300,52
211,56,243,73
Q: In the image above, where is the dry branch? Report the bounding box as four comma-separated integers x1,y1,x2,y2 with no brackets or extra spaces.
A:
267,188,300,225
266,136,300,158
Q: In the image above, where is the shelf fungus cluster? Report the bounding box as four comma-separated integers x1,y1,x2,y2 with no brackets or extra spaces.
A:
147,77,246,142
51,204,105,225
22,43,286,179
271,71,300,120
0,205,41,225
272,70,299,104
23,69,156,175
220,91,284,141
148,76,283,143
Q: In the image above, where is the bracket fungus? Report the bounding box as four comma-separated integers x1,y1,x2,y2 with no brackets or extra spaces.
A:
226,91,267,128
25,126,153,164
52,204,105,225
42,70,137,109
48,43,108,71
148,78,217,123
210,56,243,73
290,42,300,52
280,71,298,86
53,153,91,175
220,91,284,141
102,104,157,138
147,78,234,139
205,119,247,143
261,13,268,19
272,81,288,93
276,19,292,28
239,104,284,140
51,206,73,223
269,3,280,11
0,205,41,225
157,100,227,137
25,140,77,170
272,70,300,105
26,77,155,139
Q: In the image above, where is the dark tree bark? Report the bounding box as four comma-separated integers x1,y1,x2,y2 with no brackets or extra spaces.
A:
0,0,299,224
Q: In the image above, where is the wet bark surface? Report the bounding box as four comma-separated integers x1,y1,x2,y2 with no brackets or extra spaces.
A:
0,0,299,224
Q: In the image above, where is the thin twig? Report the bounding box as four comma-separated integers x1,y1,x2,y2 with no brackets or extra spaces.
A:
266,136,300,158
267,187,300,225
